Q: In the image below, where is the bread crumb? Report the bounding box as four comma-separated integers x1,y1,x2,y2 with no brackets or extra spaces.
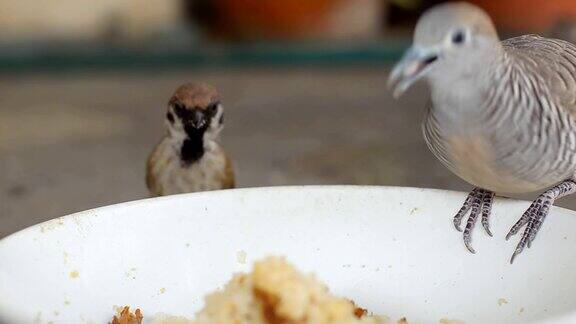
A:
111,306,143,324
439,319,465,324
354,307,368,318
237,250,247,264
498,298,508,306
69,270,79,279
152,313,192,324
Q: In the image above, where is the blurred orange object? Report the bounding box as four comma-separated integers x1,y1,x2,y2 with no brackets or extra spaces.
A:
471,0,576,32
221,0,339,37
217,0,342,39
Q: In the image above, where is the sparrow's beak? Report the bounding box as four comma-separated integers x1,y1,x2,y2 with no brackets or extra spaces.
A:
388,46,439,98
189,109,207,129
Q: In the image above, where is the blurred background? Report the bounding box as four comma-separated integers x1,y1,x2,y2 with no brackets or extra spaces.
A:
2,0,576,238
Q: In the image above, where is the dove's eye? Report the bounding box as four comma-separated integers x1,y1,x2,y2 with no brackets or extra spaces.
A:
452,29,466,45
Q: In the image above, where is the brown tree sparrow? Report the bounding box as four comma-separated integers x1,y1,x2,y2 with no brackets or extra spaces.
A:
146,83,235,196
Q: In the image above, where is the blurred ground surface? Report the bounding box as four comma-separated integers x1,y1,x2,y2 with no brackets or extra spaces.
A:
1,67,575,238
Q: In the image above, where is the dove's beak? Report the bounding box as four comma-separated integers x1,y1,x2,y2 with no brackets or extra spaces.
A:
388,46,439,99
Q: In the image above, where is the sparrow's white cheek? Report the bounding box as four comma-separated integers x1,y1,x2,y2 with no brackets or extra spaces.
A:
166,115,185,137
212,109,224,127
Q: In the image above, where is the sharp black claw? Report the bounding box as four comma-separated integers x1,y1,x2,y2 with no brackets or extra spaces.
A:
455,188,494,254
483,224,493,237
510,251,519,264
481,191,494,237
465,242,476,254
510,237,528,264
507,180,576,264
505,209,532,241
453,195,473,233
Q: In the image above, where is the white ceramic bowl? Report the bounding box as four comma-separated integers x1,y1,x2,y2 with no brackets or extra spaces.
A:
1,186,576,324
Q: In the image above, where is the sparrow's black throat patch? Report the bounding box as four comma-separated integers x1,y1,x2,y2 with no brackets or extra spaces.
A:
180,125,206,166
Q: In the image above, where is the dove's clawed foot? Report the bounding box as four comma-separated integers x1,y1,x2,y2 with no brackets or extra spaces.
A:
453,188,495,253
506,180,576,264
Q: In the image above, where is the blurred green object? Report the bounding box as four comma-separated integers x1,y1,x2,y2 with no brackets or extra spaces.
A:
389,0,422,10
0,41,408,73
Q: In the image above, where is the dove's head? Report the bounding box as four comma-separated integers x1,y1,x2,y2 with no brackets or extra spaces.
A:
388,2,500,98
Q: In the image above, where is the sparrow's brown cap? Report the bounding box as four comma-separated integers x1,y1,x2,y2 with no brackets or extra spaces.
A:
169,83,220,110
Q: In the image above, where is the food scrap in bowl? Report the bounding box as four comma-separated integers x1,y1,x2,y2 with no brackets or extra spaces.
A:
193,256,386,323
111,306,143,324
113,256,394,323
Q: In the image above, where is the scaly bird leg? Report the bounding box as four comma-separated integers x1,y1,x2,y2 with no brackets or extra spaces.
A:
507,180,576,264
453,188,495,253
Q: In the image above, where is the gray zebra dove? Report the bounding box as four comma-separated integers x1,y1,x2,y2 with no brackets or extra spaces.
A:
388,2,576,263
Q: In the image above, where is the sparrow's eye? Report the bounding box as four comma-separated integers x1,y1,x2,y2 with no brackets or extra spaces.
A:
173,102,186,117
451,29,466,45
207,103,219,115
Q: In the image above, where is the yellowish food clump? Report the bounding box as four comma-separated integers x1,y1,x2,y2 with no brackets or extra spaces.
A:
112,257,395,324
192,256,387,324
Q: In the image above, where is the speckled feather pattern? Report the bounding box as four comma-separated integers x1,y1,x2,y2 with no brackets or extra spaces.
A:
398,2,576,261
424,35,576,193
